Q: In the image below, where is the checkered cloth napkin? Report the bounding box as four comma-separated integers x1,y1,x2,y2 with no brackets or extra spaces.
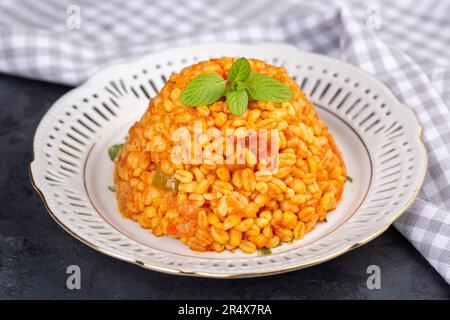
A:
1,0,449,283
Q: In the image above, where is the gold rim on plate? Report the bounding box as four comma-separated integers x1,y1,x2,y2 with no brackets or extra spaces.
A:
29,43,428,278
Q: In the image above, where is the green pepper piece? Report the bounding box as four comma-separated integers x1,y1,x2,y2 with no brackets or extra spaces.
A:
108,144,123,161
257,248,272,256
152,166,179,193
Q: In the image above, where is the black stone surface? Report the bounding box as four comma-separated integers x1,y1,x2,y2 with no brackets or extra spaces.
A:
0,73,448,300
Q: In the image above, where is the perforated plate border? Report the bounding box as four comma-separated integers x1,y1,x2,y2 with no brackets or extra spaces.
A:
30,43,427,278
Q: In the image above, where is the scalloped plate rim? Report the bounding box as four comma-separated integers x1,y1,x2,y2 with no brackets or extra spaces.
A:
29,42,427,278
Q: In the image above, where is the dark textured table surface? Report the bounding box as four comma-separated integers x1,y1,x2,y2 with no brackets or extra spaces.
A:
0,73,449,300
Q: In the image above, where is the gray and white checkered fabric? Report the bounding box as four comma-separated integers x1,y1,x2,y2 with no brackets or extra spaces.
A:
1,0,449,283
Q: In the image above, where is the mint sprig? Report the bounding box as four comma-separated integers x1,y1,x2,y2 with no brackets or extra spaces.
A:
226,87,248,116
180,57,294,115
180,73,226,106
245,72,294,102
227,57,251,82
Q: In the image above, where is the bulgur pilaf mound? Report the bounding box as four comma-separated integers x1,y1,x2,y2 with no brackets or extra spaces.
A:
114,58,346,254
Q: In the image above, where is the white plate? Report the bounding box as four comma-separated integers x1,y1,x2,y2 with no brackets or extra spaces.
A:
30,43,427,278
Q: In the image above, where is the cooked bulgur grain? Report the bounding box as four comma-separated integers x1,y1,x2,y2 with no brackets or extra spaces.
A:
114,57,346,254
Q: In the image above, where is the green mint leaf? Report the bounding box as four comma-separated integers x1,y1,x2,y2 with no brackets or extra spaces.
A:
245,72,294,102
180,73,226,106
235,81,247,91
226,88,248,116
346,176,353,183
227,57,251,82
108,144,123,161
108,186,116,192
